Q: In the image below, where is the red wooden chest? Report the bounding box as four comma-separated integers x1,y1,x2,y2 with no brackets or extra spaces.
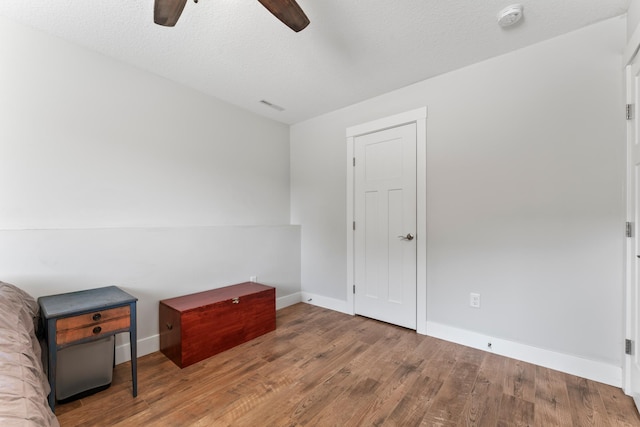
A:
159,282,276,368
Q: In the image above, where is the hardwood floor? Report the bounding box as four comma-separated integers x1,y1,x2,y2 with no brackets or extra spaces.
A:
55,303,640,426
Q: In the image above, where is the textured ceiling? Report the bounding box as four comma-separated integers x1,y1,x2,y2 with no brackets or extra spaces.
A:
0,0,631,124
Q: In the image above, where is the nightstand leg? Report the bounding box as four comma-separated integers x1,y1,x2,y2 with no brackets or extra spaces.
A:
130,302,137,397
46,319,57,412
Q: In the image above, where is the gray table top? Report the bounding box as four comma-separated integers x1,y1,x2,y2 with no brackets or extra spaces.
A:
38,286,137,319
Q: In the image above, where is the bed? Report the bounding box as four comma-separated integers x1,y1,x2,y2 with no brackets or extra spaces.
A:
0,282,59,427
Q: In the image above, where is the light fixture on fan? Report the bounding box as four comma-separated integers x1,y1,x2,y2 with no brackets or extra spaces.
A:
497,4,524,28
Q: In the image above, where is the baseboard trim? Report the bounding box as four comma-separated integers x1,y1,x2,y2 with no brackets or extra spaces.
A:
276,292,302,310
300,292,352,315
117,297,620,387
115,334,158,364
277,297,621,387
427,321,622,387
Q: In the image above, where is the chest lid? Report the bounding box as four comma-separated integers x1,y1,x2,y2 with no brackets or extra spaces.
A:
160,282,274,312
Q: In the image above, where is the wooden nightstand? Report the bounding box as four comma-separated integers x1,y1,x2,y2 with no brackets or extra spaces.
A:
38,286,138,413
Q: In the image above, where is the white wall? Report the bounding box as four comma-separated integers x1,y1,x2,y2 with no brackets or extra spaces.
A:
629,0,640,40
0,17,290,228
0,16,301,360
291,16,626,383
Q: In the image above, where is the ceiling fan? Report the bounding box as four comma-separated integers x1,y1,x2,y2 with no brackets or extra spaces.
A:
154,0,310,32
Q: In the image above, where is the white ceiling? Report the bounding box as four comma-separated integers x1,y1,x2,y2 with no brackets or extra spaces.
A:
0,0,631,124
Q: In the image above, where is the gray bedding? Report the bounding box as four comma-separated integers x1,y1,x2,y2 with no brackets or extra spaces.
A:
0,282,59,427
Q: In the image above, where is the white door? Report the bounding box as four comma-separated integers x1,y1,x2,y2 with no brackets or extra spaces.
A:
627,56,640,411
354,123,417,329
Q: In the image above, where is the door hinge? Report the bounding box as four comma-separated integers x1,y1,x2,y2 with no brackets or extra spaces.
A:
626,339,633,355
353,285,356,294
353,157,356,167
627,221,633,238
627,104,634,121
353,221,356,231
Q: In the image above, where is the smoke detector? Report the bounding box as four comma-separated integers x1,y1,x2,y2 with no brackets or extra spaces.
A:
497,4,524,27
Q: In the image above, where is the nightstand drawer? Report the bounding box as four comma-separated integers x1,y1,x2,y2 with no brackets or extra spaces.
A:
56,306,130,345
57,306,130,330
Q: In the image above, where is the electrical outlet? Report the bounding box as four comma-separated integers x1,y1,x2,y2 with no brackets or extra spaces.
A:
470,293,480,308
250,276,257,282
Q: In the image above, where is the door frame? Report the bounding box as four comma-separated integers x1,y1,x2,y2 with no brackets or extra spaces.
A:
346,107,427,334
624,58,634,399
624,23,640,397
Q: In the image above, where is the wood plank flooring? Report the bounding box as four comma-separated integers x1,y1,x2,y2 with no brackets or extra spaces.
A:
55,303,640,426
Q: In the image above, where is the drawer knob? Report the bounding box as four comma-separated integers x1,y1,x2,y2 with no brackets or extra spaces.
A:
232,297,240,304
93,326,102,334
166,323,173,330
92,313,102,321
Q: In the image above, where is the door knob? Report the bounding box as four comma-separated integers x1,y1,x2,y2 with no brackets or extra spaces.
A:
398,233,414,241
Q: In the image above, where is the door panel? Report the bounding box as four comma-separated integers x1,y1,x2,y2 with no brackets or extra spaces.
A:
364,191,381,299
354,123,417,329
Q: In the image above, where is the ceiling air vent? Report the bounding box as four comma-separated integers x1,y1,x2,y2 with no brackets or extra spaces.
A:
260,100,285,112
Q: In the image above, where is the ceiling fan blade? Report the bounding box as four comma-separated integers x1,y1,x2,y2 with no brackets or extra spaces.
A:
154,0,188,27
257,0,310,32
